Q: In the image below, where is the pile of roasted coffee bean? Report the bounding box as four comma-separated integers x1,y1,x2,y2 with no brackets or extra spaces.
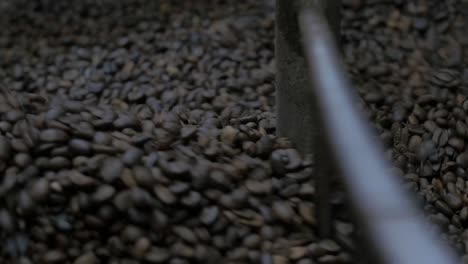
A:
343,0,468,262
0,0,354,263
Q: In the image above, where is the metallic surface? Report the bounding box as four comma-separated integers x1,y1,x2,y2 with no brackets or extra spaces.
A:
297,7,459,264
275,0,318,156
275,1,341,237
275,0,341,156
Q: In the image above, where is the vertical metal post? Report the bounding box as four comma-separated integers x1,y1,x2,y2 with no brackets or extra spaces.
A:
324,0,342,44
275,0,341,154
276,0,341,238
276,0,316,155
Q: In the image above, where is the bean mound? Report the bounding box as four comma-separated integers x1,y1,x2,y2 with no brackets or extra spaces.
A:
0,1,352,263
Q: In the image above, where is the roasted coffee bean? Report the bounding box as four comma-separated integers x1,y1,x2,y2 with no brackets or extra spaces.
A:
122,147,144,166
69,139,92,155
145,247,170,263
40,129,69,142
272,201,294,223
0,135,11,160
73,252,98,264
92,185,116,203
200,206,219,225
100,158,124,183
457,153,468,168
69,170,97,188
154,185,177,205
43,250,67,263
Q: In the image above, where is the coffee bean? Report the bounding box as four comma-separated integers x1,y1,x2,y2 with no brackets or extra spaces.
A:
94,132,112,145
364,92,384,103
69,170,97,187
444,192,463,210
0,135,11,160
272,201,294,223
194,245,222,264
457,152,468,168
171,242,194,258
40,129,69,142
159,159,190,177
299,202,317,225
243,234,261,248
133,237,151,258
73,252,98,264
152,210,169,230
296,259,315,264
30,178,49,201
48,157,71,170
408,135,422,152
113,190,132,211
145,247,170,263
200,206,219,225
173,226,198,244
246,179,272,195
220,126,238,145
114,115,139,129
69,139,92,155
154,185,177,205
169,182,190,194
180,126,197,140
0,210,14,232
261,253,274,264
43,250,67,263
88,83,104,94
122,147,144,166
14,153,32,167
92,185,116,203
100,158,124,182
271,149,302,173
449,137,465,152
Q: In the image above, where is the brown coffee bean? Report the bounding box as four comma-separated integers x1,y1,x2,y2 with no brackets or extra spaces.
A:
408,135,422,152
245,179,272,195
272,201,294,223
200,206,219,225
69,171,97,187
129,238,149,258
40,129,69,142
14,153,32,167
181,191,201,207
133,165,154,187
449,137,465,152
73,252,98,264
171,242,194,258
145,247,170,263
43,250,67,263
93,132,112,145
0,135,11,160
69,139,92,155
100,158,124,182
444,192,463,210
154,185,177,205
0,210,14,231
243,234,261,248
173,226,198,244
457,152,468,168
92,185,116,203
48,156,71,169
113,115,139,129
30,178,49,201
122,147,144,166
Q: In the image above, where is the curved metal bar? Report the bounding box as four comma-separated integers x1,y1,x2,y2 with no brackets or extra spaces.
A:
298,7,459,264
